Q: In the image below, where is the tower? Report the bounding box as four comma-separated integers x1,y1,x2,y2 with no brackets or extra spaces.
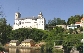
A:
15,12,21,19
38,11,43,18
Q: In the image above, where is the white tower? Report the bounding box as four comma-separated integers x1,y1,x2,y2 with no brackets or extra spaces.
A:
38,11,43,18
15,12,21,19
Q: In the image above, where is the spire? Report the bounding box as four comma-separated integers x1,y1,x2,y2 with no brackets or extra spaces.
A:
16,7,20,14
17,7,19,12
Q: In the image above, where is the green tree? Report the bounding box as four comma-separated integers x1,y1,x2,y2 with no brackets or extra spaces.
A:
62,34,83,53
0,18,12,45
48,18,66,26
9,28,48,42
79,27,83,31
67,15,82,25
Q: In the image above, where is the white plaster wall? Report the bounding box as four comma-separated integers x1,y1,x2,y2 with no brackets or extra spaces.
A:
13,18,45,30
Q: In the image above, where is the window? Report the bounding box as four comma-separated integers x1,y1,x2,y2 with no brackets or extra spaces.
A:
34,22,37,23
22,22,24,24
16,23,17,25
19,21,21,25
68,26,71,27
42,21,43,23
25,22,31,23
35,19,37,21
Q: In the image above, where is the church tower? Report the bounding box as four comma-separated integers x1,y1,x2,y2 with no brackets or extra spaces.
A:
38,11,43,18
15,12,21,19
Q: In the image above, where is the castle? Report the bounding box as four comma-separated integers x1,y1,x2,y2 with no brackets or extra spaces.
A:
13,12,46,30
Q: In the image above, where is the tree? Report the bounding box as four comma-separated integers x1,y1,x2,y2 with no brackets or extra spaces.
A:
0,18,12,45
79,27,83,31
67,15,82,25
62,34,83,53
9,28,48,42
48,18,66,26
48,18,57,26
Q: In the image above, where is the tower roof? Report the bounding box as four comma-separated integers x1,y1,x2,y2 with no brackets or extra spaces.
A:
39,11,42,15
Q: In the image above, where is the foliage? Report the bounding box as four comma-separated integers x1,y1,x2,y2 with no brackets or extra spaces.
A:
9,28,48,42
48,18,66,26
44,40,53,53
67,15,82,25
68,28,73,34
52,49,63,53
79,27,83,31
62,34,83,53
0,18,12,45
0,47,4,51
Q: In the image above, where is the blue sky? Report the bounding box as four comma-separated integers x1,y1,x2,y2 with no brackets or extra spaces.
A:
0,0,83,25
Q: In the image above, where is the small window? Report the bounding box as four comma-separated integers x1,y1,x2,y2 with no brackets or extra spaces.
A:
16,15,17,16
42,21,43,23
19,21,21,25
25,22,31,23
16,23,17,25
22,22,24,24
34,22,37,23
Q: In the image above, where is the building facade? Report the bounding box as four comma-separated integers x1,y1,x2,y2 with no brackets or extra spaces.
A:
67,24,77,29
20,39,35,47
13,12,46,30
9,40,19,46
56,25,67,29
80,17,84,27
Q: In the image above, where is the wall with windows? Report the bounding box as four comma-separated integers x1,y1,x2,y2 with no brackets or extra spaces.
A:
13,12,46,30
